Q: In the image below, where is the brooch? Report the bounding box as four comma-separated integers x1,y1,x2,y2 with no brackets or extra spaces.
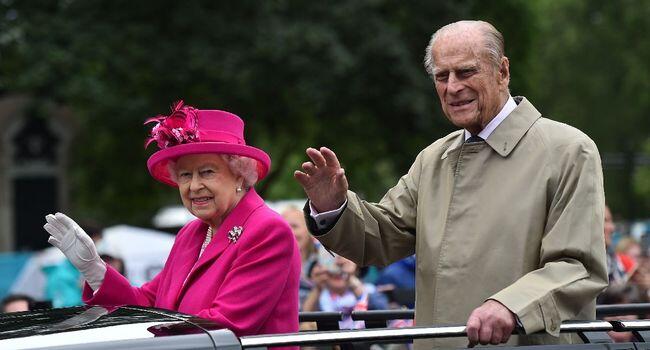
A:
227,226,243,244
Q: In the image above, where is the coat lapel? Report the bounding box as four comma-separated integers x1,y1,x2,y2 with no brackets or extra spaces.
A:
162,220,205,309
173,189,265,306
485,96,541,157
440,97,542,160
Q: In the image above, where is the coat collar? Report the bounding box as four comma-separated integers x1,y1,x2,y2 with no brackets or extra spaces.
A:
441,96,541,159
195,188,264,262
173,189,265,306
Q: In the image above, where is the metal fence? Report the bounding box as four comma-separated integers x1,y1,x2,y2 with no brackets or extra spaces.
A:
295,304,650,331
235,304,650,349
241,320,619,348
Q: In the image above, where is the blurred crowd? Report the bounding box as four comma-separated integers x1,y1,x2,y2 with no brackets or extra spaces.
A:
282,202,650,336
281,206,415,331
3,203,650,339
1,207,416,330
598,205,650,342
601,205,648,303
1,221,126,313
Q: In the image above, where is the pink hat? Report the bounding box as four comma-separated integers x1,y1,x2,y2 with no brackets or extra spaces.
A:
145,101,271,187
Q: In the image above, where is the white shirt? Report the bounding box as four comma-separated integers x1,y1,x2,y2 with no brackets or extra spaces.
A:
464,95,516,141
312,95,517,229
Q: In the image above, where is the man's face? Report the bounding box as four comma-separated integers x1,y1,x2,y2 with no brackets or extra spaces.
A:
430,32,509,135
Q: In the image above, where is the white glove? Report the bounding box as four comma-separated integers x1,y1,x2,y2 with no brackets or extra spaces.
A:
44,212,107,291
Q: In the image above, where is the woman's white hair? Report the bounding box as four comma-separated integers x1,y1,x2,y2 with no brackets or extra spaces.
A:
220,154,259,189
167,154,259,189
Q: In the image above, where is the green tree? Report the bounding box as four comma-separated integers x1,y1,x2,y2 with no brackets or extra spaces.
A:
526,0,650,218
0,0,535,226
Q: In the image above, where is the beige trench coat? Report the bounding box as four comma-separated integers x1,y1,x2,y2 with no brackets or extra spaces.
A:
313,97,608,348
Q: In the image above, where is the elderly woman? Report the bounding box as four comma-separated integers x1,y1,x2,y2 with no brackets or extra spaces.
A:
43,101,301,337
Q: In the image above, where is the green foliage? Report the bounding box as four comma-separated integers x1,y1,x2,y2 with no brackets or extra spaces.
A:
526,0,650,218
1,0,646,224
0,0,470,225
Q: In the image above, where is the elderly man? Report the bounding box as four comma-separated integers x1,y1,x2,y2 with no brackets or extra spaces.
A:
294,20,607,348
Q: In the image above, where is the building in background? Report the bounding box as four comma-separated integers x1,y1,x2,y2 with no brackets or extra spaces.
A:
0,95,73,252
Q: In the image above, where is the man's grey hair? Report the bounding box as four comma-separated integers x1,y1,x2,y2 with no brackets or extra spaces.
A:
423,20,505,77
167,154,259,189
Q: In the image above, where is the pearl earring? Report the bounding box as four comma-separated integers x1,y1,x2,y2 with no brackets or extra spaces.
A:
236,187,242,193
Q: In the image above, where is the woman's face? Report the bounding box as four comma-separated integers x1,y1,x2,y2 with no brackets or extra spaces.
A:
174,154,242,228
282,209,313,257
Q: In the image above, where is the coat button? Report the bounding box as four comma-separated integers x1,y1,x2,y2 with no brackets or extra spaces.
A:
550,320,557,331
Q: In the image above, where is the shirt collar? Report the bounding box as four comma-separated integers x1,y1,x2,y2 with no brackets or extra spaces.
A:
464,95,517,141
442,96,541,159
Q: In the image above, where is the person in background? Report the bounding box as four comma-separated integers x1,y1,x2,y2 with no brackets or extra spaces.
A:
96,239,127,276
44,101,300,338
617,237,643,265
295,20,607,348
282,206,318,277
41,259,81,308
1,294,35,313
302,247,388,329
281,206,318,311
630,257,650,303
376,255,416,309
605,205,629,285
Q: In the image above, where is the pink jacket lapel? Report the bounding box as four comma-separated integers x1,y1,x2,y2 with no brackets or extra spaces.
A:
162,220,205,308
173,190,265,306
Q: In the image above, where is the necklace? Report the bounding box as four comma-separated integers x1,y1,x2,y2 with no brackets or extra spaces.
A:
199,226,214,257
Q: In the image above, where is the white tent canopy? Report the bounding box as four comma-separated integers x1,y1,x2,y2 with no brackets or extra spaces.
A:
10,225,175,299
100,225,175,286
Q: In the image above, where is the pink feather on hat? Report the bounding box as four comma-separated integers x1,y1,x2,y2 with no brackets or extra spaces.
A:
144,100,271,187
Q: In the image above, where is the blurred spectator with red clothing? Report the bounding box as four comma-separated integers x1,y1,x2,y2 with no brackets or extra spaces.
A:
617,237,642,269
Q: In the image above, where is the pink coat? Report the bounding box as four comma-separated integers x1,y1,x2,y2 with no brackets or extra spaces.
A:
84,190,301,337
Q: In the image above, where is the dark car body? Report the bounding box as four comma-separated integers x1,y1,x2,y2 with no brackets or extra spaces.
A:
5,304,650,350
0,305,241,350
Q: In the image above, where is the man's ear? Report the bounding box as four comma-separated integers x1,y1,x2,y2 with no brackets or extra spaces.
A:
499,56,510,87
